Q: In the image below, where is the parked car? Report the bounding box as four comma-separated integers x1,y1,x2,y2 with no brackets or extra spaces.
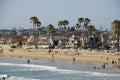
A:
108,47,117,52
97,46,111,50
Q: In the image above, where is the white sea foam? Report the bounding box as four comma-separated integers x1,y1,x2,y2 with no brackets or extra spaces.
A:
0,62,57,71
0,74,40,80
0,62,120,77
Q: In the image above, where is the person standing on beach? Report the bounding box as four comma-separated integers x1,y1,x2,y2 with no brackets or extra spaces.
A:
72,57,76,61
52,54,54,58
102,64,105,69
112,60,114,64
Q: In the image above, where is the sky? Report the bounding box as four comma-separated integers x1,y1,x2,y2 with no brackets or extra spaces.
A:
0,0,120,30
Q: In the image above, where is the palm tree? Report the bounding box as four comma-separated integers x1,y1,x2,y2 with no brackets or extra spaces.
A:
30,16,41,29
58,20,63,35
84,18,90,29
58,20,69,47
77,18,90,48
47,24,56,48
63,20,69,29
75,23,80,36
112,20,120,51
88,25,95,34
58,20,63,26
58,20,69,36
63,20,69,36
88,25,95,48
75,23,80,30
47,24,56,36
78,18,84,29
84,18,90,48
76,18,84,35
30,16,41,49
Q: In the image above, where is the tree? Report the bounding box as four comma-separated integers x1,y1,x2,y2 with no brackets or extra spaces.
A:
30,16,41,29
84,18,90,29
76,18,84,35
47,24,56,49
77,17,90,48
63,20,69,36
58,20,69,47
88,25,95,34
77,17,90,30
88,25,95,48
58,20,69,36
63,20,69,29
70,26,76,32
84,18,90,48
58,20,63,35
75,23,80,30
30,16,41,49
75,23,80,36
78,17,84,29
112,20,120,51
47,24,56,36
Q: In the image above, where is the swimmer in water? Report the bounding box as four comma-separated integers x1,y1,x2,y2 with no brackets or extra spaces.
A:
27,59,30,64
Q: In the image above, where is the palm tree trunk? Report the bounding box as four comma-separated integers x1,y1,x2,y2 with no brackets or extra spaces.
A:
117,27,120,52
65,26,67,36
93,33,96,48
34,24,38,49
48,30,51,50
33,23,36,48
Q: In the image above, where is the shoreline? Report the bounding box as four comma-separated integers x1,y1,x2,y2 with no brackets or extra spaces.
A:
0,45,120,65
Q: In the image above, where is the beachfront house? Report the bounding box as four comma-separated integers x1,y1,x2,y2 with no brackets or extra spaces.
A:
38,36,69,48
69,35,81,48
100,32,109,47
48,36,69,48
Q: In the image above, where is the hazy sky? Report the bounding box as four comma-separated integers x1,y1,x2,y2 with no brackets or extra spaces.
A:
0,0,120,30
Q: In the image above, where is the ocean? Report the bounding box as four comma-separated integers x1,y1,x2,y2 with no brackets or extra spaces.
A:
0,56,120,80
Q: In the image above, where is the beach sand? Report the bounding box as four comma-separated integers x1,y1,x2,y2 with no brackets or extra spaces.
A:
1,45,120,65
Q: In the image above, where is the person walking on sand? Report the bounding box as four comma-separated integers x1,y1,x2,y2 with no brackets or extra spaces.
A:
112,60,114,64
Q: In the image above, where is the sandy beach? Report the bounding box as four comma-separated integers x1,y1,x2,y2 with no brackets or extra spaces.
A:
0,45,120,65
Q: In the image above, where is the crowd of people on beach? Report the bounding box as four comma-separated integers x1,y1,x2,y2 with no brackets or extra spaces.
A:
0,44,120,66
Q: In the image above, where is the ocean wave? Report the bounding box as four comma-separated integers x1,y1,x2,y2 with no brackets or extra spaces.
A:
0,74,40,80
0,62,120,77
0,62,57,71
